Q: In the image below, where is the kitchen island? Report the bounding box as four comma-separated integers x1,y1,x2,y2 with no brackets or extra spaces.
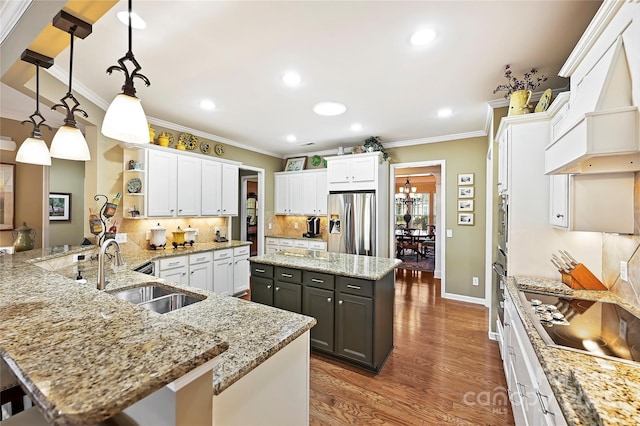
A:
250,249,401,372
0,244,316,425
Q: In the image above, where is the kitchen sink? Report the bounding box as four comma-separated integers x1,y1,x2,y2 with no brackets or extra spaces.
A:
109,283,205,314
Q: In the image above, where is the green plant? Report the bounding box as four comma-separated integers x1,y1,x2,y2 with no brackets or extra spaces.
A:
363,136,389,161
493,64,548,99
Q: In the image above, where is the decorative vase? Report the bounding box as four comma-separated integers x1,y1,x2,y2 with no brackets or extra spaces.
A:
508,90,533,116
148,123,156,144
158,133,169,147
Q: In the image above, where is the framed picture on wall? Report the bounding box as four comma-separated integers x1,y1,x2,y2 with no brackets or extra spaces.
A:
0,163,15,230
458,186,474,198
458,199,474,212
284,157,306,172
49,193,71,222
457,173,474,185
458,213,474,225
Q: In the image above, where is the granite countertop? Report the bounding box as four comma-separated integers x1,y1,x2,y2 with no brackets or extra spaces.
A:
0,242,315,424
507,276,640,425
250,249,401,280
265,235,327,242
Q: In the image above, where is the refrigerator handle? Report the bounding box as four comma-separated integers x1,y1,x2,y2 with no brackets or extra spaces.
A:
345,202,352,253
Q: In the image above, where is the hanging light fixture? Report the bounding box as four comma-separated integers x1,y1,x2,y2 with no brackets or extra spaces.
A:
16,50,54,166
50,10,92,161
101,0,150,144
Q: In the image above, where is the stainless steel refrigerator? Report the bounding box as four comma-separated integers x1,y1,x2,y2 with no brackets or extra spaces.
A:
327,191,376,256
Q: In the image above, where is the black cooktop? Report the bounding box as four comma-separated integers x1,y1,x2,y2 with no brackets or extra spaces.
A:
520,291,640,364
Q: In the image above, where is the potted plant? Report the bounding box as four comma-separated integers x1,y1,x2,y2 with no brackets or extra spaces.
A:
363,136,389,162
493,64,548,116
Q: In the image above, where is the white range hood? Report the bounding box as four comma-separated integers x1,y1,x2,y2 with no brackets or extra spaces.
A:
545,1,640,175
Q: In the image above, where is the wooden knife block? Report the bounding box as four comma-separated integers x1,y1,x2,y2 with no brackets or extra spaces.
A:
560,263,607,291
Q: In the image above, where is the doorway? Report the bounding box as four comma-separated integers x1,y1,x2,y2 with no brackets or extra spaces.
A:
390,161,445,287
239,166,265,256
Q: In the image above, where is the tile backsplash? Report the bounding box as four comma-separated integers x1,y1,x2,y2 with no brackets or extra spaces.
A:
602,173,640,310
264,214,327,239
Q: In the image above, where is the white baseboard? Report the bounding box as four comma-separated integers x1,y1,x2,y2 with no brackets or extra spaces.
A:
441,292,486,305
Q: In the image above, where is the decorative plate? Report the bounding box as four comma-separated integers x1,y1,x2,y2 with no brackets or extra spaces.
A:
534,88,553,113
214,144,224,156
162,132,175,147
200,142,212,155
311,155,322,167
127,177,142,193
179,133,198,150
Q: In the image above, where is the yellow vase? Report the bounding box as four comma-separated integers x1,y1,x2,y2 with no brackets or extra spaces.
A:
148,123,156,144
508,90,533,116
158,135,169,147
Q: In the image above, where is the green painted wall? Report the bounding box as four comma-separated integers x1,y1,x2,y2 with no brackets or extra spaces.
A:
387,136,488,299
49,158,85,246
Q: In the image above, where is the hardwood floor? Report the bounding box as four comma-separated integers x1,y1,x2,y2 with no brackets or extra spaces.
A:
309,269,514,425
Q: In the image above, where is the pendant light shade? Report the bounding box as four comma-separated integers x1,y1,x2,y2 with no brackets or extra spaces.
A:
102,93,149,144
101,0,150,144
50,10,92,161
16,49,54,166
50,125,91,160
16,137,51,165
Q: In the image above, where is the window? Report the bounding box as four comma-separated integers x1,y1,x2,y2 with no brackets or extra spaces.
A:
395,192,435,230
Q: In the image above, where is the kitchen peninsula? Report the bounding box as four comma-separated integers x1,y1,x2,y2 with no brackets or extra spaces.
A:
250,249,400,372
0,244,316,425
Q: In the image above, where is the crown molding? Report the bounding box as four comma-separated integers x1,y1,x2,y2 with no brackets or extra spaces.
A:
0,0,32,47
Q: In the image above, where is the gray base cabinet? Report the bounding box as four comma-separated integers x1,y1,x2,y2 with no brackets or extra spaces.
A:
250,261,394,372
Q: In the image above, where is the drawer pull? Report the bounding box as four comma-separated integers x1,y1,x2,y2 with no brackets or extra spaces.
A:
255,268,265,273
267,285,272,289
275,287,280,291
311,278,324,283
346,284,361,290
338,300,343,305
327,298,332,303
281,273,293,278
196,257,205,262
169,261,180,266
536,391,554,415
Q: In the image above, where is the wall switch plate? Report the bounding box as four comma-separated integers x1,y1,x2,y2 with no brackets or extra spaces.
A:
145,230,151,240
215,227,219,234
193,228,199,236
620,318,628,338
294,223,298,229
72,254,85,263
620,260,629,281
115,233,127,243
268,223,272,230
472,276,479,286
446,229,453,238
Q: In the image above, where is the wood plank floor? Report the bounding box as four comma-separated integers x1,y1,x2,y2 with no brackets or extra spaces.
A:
308,269,514,425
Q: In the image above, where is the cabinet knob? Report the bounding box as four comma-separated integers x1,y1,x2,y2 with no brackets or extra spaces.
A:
556,213,564,218
327,297,332,303
181,272,186,276
179,209,182,212
267,285,272,289
191,271,194,274
338,300,343,305
275,287,280,291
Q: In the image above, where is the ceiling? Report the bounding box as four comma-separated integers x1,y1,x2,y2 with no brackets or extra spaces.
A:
2,1,603,158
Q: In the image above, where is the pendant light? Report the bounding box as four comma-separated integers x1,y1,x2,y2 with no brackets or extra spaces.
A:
50,10,92,161
16,50,54,166
101,0,150,144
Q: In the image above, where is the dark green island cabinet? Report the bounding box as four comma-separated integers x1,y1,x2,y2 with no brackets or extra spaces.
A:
250,251,399,373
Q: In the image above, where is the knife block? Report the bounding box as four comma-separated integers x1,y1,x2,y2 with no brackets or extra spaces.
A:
560,263,607,291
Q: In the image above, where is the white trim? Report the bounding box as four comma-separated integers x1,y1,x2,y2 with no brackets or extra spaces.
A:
488,331,499,341
485,140,494,310
240,174,258,243
0,0,32,46
441,292,485,306
238,165,265,255
47,65,109,110
0,136,16,151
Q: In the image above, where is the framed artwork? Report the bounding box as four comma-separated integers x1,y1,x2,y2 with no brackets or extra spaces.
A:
458,173,474,185
0,163,15,230
458,186,474,198
284,157,307,172
458,199,474,212
49,193,71,222
458,213,474,225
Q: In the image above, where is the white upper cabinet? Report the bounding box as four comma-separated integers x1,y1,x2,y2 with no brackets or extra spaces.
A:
549,174,569,228
177,155,202,216
301,170,328,215
202,160,239,216
275,170,323,215
326,153,379,191
148,149,177,217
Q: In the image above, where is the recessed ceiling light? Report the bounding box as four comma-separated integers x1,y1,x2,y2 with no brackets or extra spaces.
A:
200,100,216,111
286,134,297,143
313,102,347,116
117,11,146,29
351,123,363,131
410,28,436,46
282,71,301,87
437,108,452,118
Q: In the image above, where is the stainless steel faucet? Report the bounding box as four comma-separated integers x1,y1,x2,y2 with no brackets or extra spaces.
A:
97,238,125,290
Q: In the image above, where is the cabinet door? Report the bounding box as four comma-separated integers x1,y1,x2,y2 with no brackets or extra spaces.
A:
303,286,334,352
233,255,250,294
147,150,177,217
201,160,222,216
336,292,373,365
327,158,351,184
288,175,304,215
274,174,289,214
189,261,212,291
315,171,328,215
274,281,302,314
549,174,568,228
251,276,273,306
213,258,234,295
221,163,239,216
159,266,188,286
301,173,317,215
177,155,202,217
350,156,376,183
